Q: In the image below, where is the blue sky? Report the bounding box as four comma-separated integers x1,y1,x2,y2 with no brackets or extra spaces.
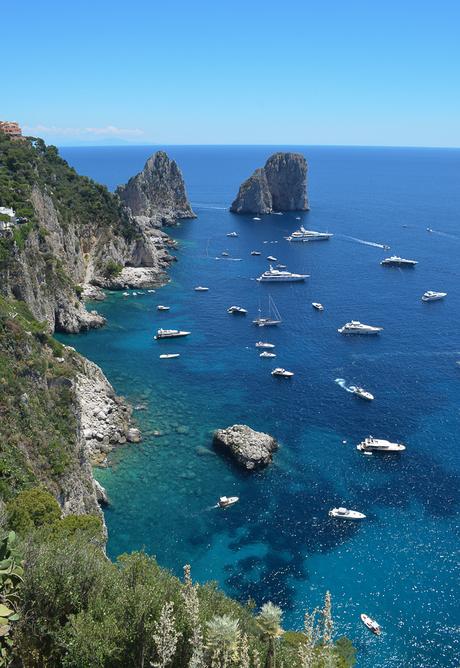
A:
4,0,460,146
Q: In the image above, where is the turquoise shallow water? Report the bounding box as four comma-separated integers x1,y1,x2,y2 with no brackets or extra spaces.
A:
59,146,460,667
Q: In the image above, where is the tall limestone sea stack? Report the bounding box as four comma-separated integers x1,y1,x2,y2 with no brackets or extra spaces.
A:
117,151,196,227
230,152,309,215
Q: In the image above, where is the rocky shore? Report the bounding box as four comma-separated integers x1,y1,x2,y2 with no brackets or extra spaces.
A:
213,424,278,470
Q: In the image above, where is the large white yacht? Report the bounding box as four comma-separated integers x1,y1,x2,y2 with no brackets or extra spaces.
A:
227,306,247,315
329,507,366,520
257,265,309,282
338,321,383,335
380,256,418,267
286,226,333,242
422,290,447,302
357,436,406,453
271,368,294,377
255,342,275,349
154,329,191,340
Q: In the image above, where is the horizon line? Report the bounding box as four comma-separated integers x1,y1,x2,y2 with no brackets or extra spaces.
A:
56,142,460,150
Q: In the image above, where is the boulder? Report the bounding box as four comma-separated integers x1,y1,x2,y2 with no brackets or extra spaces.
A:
213,424,277,470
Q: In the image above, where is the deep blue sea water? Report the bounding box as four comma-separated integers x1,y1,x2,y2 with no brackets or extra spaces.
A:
59,145,460,668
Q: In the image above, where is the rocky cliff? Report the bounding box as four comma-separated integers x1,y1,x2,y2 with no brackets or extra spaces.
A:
117,151,196,227
230,152,309,214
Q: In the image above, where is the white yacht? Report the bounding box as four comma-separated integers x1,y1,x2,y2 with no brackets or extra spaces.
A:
122,292,129,296
154,329,191,340
227,232,239,237
361,614,381,636
381,256,417,267
259,351,276,358
159,353,180,359
251,250,261,256
157,305,170,311
227,306,247,315
329,507,366,520
255,341,275,349
357,436,406,453
286,226,333,242
312,302,324,311
422,290,447,302
253,217,261,221
218,496,239,508
253,296,282,326
349,386,374,401
271,368,294,377
338,321,383,335
257,265,309,282
221,251,229,257
266,255,278,262
194,286,209,292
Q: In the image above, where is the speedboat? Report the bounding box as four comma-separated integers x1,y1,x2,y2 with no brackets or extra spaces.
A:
266,255,278,262
422,290,447,302
349,386,374,401
381,256,417,267
227,306,247,315
154,329,191,339
255,342,275,349
259,351,276,358
361,614,381,636
159,353,180,359
383,245,391,250
329,507,366,520
227,232,239,237
221,251,229,257
132,292,138,296
251,250,261,256
157,305,170,311
253,296,282,326
257,265,309,282
357,436,406,453
286,226,333,242
122,292,129,296
253,217,261,221
271,368,294,378
194,286,209,292
147,289,156,293
427,227,433,232
338,321,383,335
312,302,324,311
218,496,239,508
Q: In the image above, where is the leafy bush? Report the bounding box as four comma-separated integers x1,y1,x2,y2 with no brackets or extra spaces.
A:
103,260,123,279
6,488,61,534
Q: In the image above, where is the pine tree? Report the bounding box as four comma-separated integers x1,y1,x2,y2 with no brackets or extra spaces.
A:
152,601,180,668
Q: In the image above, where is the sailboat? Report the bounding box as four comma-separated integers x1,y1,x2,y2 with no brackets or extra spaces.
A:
252,295,282,327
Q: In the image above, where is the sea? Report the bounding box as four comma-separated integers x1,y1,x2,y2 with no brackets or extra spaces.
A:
58,145,460,668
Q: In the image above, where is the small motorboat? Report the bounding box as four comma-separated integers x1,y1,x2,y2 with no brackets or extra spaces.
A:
132,292,138,296
350,386,374,401
383,245,391,250
147,289,156,293
427,227,433,232
251,250,261,256
227,232,239,237
329,507,366,520
357,436,405,453
422,290,447,302
221,251,229,257
253,217,261,221
271,368,294,378
194,286,209,292
157,305,170,311
227,306,247,315
255,342,275,349
218,496,239,508
267,255,277,262
312,302,324,311
122,292,130,296
360,614,381,636
259,351,276,358
159,353,180,359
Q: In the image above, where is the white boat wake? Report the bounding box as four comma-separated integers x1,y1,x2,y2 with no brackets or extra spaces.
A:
427,228,459,240
335,378,354,393
338,235,390,250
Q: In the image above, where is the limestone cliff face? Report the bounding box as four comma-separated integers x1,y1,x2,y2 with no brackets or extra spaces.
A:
117,151,196,226
230,152,309,214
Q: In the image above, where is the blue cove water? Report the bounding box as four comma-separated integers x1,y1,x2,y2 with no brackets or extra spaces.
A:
59,145,460,668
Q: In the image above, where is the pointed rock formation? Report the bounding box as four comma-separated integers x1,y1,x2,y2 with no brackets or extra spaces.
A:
117,151,196,226
230,152,309,215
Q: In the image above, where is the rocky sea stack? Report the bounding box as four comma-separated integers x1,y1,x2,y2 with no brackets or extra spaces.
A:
230,152,309,215
117,151,196,227
213,424,278,470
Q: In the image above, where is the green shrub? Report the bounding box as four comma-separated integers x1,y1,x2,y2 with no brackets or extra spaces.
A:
103,260,123,278
6,488,61,534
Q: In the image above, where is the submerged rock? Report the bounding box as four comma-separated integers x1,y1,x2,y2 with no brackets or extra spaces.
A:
213,424,278,470
230,152,309,215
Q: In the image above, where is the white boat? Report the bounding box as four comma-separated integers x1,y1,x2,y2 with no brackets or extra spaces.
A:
194,286,209,292
253,296,282,326
122,292,130,296
157,305,170,311
312,302,324,311
148,289,156,293
427,227,433,232
259,351,276,358
159,353,180,359
329,507,366,520
349,386,374,401
266,255,278,262
221,251,229,257
227,306,247,315
271,367,294,377
286,226,333,242
132,292,138,296
255,341,275,349
218,496,239,508
357,436,406,453
257,265,309,282
361,614,381,636
422,290,447,302
380,256,417,267
253,217,261,221
251,250,261,256
338,321,383,335
154,329,191,340
227,232,239,237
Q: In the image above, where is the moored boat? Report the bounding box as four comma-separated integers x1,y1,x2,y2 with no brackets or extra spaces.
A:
286,226,333,242
312,302,324,311
159,353,180,359
357,436,405,453
251,250,261,256
218,496,239,508
227,232,239,237
194,286,209,291
154,329,191,340
259,351,276,358
227,306,247,314
253,296,282,326
255,342,275,349
157,305,170,311
338,321,383,335
380,255,417,267
257,265,309,282
422,290,447,302
266,255,278,262
271,367,294,377
360,614,381,635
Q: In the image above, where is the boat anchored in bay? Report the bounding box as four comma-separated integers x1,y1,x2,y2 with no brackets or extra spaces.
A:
380,255,417,267
154,329,191,340
422,290,447,302
257,265,309,282
286,225,333,242
253,296,282,326
338,321,383,335
271,367,294,378
357,436,406,453
227,306,247,315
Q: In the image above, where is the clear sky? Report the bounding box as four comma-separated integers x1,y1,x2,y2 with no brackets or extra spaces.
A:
4,0,460,147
